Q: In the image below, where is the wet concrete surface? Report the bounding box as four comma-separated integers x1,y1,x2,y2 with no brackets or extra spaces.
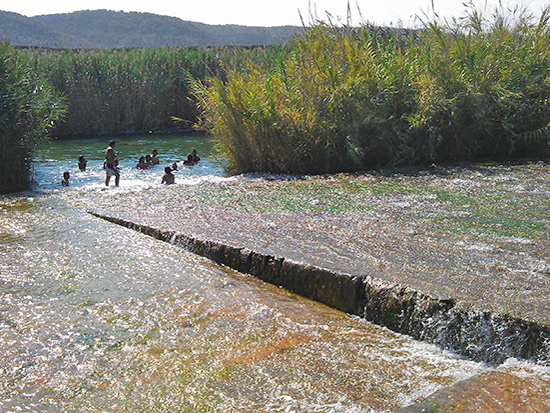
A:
194,207,547,325
87,162,550,329
83,162,550,411
397,367,550,412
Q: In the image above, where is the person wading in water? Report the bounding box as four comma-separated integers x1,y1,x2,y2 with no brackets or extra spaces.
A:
104,141,120,187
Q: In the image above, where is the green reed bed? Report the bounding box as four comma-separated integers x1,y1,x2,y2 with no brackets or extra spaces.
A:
25,47,220,137
25,45,288,138
0,41,65,193
195,6,550,175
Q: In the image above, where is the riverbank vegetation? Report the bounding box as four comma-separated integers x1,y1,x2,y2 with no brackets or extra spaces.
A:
194,6,550,174
26,47,226,137
23,45,285,138
3,5,550,193
0,41,65,193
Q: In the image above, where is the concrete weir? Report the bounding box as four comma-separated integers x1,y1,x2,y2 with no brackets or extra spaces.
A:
89,212,550,367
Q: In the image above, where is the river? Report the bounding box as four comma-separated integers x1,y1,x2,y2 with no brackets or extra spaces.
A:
0,133,547,412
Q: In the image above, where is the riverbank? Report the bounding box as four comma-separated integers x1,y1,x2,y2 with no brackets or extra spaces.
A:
83,160,550,410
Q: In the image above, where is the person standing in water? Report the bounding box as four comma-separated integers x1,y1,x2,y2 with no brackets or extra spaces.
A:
183,149,200,166
151,149,160,165
161,166,175,184
78,156,87,172
104,141,120,187
61,171,70,186
136,156,150,169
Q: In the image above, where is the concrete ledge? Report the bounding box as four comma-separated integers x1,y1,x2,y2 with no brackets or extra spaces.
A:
360,277,550,364
88,212,550,366
90,212,363,315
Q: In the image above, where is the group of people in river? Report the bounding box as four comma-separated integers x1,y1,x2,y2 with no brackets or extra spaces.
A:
136,149,160,169
62,155,87,185
61,140,200,187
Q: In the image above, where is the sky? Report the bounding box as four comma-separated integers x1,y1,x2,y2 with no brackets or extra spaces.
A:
2,0,549,27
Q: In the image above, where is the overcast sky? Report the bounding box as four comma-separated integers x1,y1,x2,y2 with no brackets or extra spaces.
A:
2,0,549,27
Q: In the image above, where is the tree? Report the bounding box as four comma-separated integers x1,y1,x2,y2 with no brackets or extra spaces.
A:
0,40,65,193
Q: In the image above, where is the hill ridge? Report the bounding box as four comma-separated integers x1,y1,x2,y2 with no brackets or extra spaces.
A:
0,9,303,48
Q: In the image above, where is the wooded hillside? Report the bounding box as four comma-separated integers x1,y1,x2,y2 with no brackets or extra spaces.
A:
0,9,303,48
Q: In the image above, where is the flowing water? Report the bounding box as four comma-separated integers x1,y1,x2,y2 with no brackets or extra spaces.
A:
32,134,224,191
0,134,547,412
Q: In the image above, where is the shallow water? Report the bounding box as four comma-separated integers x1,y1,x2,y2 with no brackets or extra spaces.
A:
0,135,547,412
32,133,224,191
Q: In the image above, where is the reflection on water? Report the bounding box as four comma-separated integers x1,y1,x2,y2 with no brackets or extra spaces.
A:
0,135,547,411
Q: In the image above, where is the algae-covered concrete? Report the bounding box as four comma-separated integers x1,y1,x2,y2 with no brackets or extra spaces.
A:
86,161,550,366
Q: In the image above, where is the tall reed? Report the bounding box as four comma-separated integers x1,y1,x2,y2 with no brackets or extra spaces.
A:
25,47,221,137
25,46,280,138
412,5,550,160
194,6,550,174
0,41,65,193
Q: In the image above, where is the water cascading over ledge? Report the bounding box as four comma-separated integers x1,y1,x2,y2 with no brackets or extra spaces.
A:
89,212,550,366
